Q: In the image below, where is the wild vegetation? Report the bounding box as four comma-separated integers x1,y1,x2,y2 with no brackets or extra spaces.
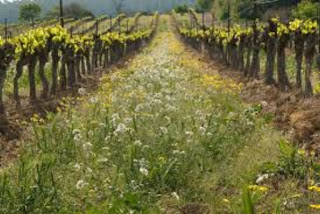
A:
2,1,320,213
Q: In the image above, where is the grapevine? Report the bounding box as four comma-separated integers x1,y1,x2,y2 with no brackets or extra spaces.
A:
173,10,320,95
0,12,158,112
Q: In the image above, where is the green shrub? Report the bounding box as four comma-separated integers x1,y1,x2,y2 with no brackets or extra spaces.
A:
292,1,318,19
174,4,189,14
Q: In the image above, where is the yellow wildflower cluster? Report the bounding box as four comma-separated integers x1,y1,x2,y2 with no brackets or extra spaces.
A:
308,185,320,209
200,74,242,92
308,186,320,192
248,185,269,192
222,198,230,204
30,113,45,123
310,204,320,210
313,83,320,94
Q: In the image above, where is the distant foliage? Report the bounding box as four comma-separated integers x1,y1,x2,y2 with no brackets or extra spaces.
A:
196,0,214,12
174,4,189,14
19,3,41,22
292,1,318,19
0,0,196,23
47,3,94,19
237,0,300,20
237,0,263,20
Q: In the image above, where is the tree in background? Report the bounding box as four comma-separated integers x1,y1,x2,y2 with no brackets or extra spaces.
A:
47,2,94,19
19,3,41,23
292,0,318,19
196,0,214,11
236,0,263,20
236,0,300,20
174,4,189,14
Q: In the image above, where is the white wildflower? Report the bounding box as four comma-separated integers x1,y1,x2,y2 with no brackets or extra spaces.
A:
88,130,94,136
99,123,106,127
165,104,177,112
74,163,81,171
199,126,206,135
78,88,87,95
139,167,149,176
114,123,127,135
72,129,81,135
164,116,171,123
256,174,270,184
102,146,110,150
160,127,168,134
74,134,82,142
134,140,142,146
89,96,98,104
87,167,93,173
111,113,120,125
124,117,132,124
76,180,88,190
98,158,108,163
135,104,144,113
83,142,93,152
171,192,180,200
185,131,194,136
173,150,185,155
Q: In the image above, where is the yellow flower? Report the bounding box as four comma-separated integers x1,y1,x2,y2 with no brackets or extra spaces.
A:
291,193,301,198
310,204,320,209
222,198,230,204
248,185,269,192
298,149,306,156
308,186,320,192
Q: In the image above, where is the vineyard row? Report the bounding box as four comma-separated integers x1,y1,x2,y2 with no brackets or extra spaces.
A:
172,10,320,98
0,12,158,134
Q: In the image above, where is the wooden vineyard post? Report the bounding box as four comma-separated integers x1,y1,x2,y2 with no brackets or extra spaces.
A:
126,19,129,33
60,0,64,27
96,20,99,35
202,10,205,30
4,18,8,41
110,16,112,31
316,4,320,70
